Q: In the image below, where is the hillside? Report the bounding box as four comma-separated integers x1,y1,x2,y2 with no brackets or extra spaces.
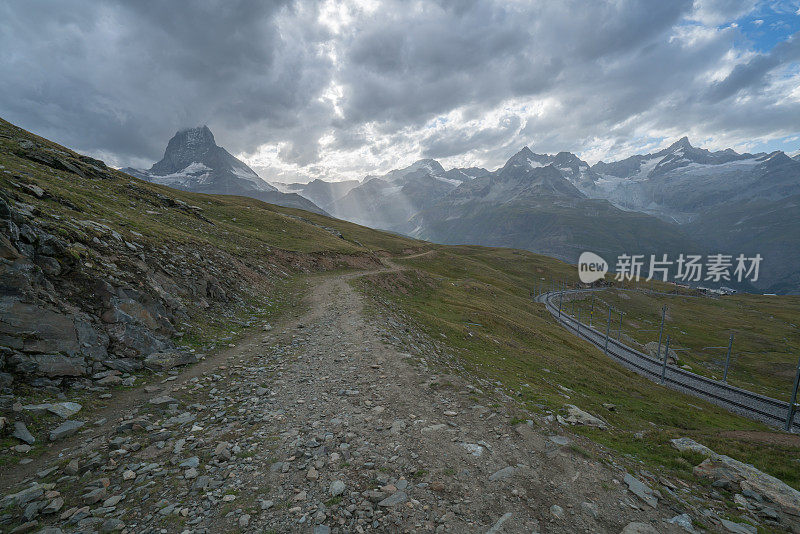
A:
1,118,799,533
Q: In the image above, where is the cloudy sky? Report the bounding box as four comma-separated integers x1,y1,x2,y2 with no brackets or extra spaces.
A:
2,0,800,182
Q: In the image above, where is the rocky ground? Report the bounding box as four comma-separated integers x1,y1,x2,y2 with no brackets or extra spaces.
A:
4,264,784,534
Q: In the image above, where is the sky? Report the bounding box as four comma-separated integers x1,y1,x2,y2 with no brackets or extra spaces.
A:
1,0,800,183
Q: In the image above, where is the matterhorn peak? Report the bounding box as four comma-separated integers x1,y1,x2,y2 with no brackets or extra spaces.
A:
667,136,693,151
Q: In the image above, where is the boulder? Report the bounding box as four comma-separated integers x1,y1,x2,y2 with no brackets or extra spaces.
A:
47,402,82,419
13,421,35,445
620,523,660,534
102,358,143,373
0,299,80,356
49,420,84,441
107,322,166,357
562,404,607,429
31,354,86,377
624,473,658,508
143,351,197,371
671,438,800,517
645,341,677,363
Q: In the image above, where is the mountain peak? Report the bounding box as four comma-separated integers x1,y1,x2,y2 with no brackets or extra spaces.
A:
667,136,692,151
172,125,216,149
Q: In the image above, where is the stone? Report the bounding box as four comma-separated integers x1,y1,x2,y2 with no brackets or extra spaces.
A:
461,443,484,456
96,374,122,386
314,526,331,534
671,437,800,517
143,351,197,371
719,519,757,534
103,358,142,373
377,491,407,507
0,302,80,357
122,470,136,481
620,522,660,534
1,485,43,507
184,468,198,480
485,513,513,534
149,395,179,408
103,495,123,507
47,402,82,419
20,183,45,198
489,466,515,481
0,233,20,259
550,504,564,519
329,480,346,497
624,473,658,508
13,421,35,444
30,354,86,377
65,459,80,475
179,456,199,468
668,514,695,532
82,487,106,505
99,518,125,533
238,514,250,528
42,497,64,514
49,420,85,441
563,404,607,429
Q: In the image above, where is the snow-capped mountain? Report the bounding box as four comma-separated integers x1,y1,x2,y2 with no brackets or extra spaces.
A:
405,149,694,269
122,126,325,214
324,159,487,229
500,146,600,192
584,138,800,223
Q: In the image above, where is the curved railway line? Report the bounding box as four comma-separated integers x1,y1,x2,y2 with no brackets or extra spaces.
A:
537,289,799,433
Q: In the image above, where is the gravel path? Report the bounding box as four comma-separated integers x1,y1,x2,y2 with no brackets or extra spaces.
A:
0,268,689,533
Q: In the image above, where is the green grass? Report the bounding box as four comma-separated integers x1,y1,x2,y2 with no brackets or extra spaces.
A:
0,117,424,259
355,247,800,490
565,289,800,401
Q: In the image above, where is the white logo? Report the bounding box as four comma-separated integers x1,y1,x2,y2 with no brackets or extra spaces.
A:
578,251,608,283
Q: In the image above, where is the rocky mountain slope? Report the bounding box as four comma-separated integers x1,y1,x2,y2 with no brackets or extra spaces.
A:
122,126,325,214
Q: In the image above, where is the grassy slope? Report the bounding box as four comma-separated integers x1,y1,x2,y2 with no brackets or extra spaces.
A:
0,117,422,257
566,289,800,402
356,248,800,490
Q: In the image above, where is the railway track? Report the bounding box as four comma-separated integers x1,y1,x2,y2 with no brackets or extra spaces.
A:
537,289,799,432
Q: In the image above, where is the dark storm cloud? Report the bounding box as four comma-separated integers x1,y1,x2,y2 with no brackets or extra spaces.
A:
0,0,331,166
1,0,799,177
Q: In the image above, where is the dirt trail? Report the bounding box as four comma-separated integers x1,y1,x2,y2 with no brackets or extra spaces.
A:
0,261,686,533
